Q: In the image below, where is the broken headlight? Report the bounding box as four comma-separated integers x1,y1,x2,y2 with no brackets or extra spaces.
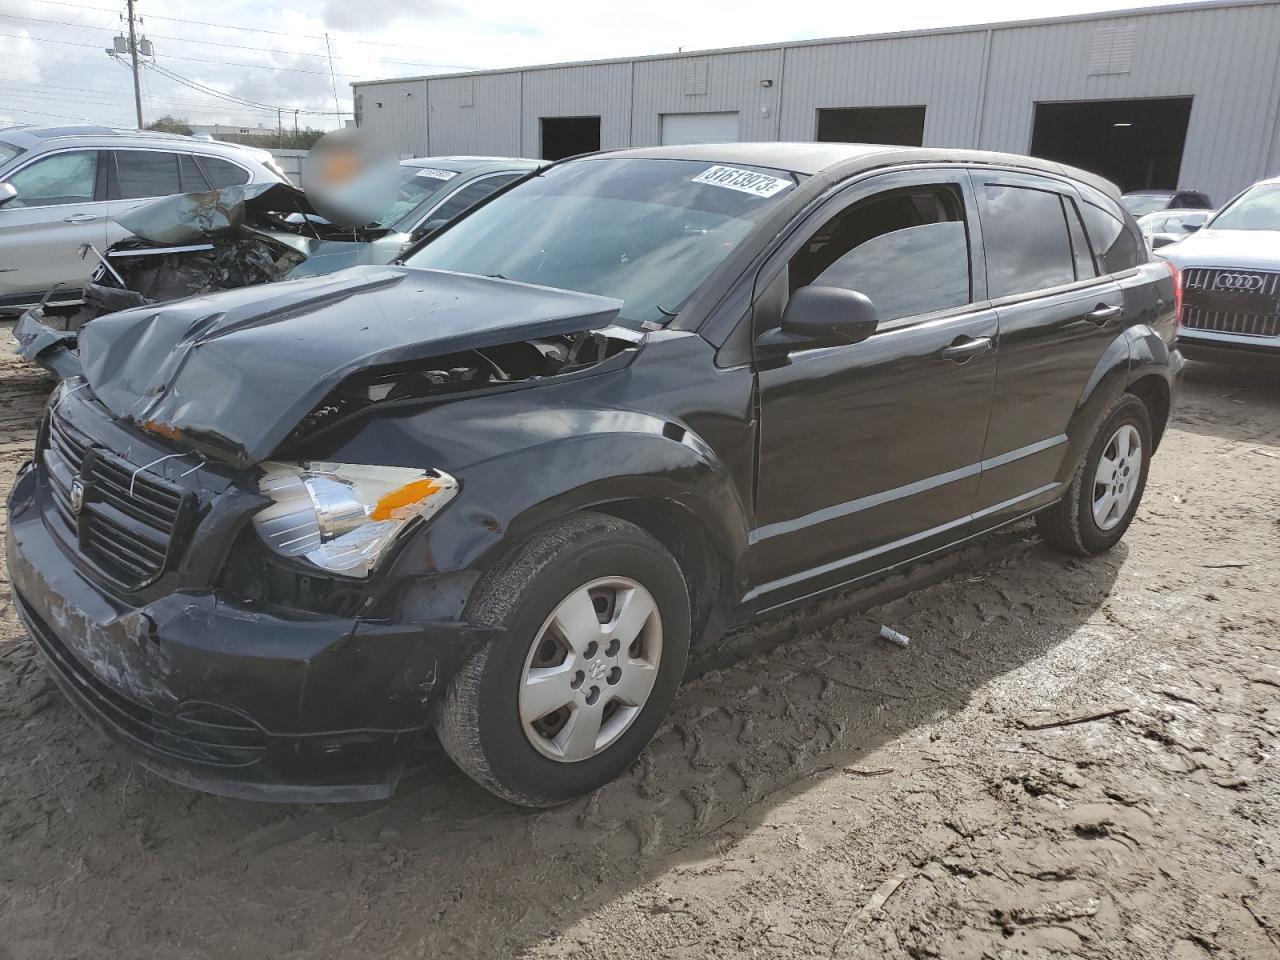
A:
252,462,459,577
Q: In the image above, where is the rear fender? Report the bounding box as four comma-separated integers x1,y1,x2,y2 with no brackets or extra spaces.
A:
1056,332,1132,484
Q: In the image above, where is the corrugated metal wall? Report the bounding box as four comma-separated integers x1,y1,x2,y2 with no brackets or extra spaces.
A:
353,0,1280,199
630,49,784,144
521,63,633,154
778,32,990,146
429,73,523,156
979,2,1280,199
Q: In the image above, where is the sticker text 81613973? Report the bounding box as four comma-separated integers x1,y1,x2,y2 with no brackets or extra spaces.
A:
691,165,792,198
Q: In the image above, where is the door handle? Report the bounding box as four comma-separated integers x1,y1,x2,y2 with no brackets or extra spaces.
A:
938,336,993,363
62,213,98,224
1086,304,1123,325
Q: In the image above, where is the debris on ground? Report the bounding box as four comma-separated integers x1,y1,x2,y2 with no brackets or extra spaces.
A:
878,625,910,648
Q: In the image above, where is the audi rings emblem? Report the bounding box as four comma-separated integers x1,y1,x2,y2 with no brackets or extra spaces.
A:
1213,272,1264,292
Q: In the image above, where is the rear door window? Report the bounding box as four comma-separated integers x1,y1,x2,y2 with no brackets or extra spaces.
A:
113,150,182,200
980,183,1075,298
6,150,98,207
195,155,251,188
788,184,972,324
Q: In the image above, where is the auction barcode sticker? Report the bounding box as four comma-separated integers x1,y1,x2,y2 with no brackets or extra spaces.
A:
414,168,459,180
692,165,791,198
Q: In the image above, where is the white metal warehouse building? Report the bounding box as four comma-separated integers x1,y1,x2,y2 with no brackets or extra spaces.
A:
352,0,1280,203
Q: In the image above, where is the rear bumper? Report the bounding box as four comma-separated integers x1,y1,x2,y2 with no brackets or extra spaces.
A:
7,464,490,803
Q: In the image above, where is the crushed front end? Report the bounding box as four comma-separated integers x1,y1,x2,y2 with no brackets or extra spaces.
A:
6,381,491,802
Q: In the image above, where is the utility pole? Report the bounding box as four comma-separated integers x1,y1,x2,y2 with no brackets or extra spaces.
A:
293,108,299,145
125,0,143,128
277,107,283,147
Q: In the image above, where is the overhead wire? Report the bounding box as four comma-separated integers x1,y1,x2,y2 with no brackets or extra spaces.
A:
22,0,487,60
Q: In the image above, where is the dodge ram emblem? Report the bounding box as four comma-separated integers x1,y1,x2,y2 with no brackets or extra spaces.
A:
70,478,85,514
1214,272,1264,292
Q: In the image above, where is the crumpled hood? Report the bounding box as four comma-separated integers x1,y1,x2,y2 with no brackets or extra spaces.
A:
114,182,316,245
1160,228,1280,269
79,265,623,467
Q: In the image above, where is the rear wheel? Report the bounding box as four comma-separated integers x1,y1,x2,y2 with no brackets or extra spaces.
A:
437,512,690,807
1036,393,1153,556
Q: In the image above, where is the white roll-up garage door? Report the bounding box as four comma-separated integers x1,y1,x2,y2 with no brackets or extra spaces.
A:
660,112,741,146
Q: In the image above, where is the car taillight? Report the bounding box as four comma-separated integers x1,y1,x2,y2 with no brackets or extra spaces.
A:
1167,259,1183,332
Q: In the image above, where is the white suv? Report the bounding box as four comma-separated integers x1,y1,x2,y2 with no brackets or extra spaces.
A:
0,125,284,313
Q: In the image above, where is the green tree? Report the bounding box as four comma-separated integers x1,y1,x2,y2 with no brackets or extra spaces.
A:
145,115,193,136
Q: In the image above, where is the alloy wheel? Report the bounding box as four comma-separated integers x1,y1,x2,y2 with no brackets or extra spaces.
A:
1092,423,1143,531
518,577,663,762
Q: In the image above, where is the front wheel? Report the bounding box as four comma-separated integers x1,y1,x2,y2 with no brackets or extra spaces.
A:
1036,393,1153,556
436,513,690,807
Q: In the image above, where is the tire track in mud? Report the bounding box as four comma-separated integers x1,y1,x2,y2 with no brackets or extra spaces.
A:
0,357,1277,959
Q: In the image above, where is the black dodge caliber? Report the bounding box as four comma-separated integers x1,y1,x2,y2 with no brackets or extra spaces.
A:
7,144,1182,806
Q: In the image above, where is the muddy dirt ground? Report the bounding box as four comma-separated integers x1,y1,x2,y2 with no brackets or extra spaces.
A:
0,338,1277,960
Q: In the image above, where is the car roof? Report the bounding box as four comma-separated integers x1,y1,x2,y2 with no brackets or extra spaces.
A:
591,142,1122,198
0,123,260,153
399,156,542,173
1137,208,1213,223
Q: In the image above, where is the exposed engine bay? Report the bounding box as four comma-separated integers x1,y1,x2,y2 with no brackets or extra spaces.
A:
82,182,400,309
89,233,307,305
284,328,636,448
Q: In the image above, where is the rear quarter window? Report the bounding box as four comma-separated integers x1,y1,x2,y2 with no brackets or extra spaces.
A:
1077,191,1143,274
195,155,251,188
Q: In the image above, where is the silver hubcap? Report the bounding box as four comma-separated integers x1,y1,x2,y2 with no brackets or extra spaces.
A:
1092,423,1142,531
519,577,663,763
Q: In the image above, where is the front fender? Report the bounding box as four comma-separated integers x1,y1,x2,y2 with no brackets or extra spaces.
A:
387,420,750,597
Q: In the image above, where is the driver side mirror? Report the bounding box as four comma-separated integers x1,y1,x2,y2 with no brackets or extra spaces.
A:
410,218,449,242
0,182,16,208
757,285,879,355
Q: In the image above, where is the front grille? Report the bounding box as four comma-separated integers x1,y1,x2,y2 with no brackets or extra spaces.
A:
1181,268,1280,338
43,408,190,588
16,592,266,768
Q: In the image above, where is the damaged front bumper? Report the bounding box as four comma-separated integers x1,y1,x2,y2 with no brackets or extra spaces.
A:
10,305,81,380
7,463,491,803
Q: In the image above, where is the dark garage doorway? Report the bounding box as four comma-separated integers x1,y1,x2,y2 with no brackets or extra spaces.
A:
816,106,926,146
1031,97,1193,192
540,116,601,161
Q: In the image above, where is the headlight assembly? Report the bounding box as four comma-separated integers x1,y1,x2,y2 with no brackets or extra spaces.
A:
252,462,458,577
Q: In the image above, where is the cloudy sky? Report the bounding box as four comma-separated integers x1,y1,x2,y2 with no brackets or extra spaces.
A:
2,0,1195,132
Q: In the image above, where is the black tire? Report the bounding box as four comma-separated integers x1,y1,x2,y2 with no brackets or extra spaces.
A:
1036,392,1153,556
436,512,691,807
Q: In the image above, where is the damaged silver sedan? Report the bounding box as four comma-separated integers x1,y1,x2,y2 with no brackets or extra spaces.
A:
11,157,540,377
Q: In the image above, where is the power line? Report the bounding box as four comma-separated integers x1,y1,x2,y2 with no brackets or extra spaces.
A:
5,10,481,70
145,61,338,116
23,0,481,55
0,29,367,77
0,103,131,125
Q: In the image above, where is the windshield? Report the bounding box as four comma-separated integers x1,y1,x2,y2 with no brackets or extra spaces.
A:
376,166,462,229
404,157,800,326
0,140,22,167
1121,194,1170,217
1208,183,1280,231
